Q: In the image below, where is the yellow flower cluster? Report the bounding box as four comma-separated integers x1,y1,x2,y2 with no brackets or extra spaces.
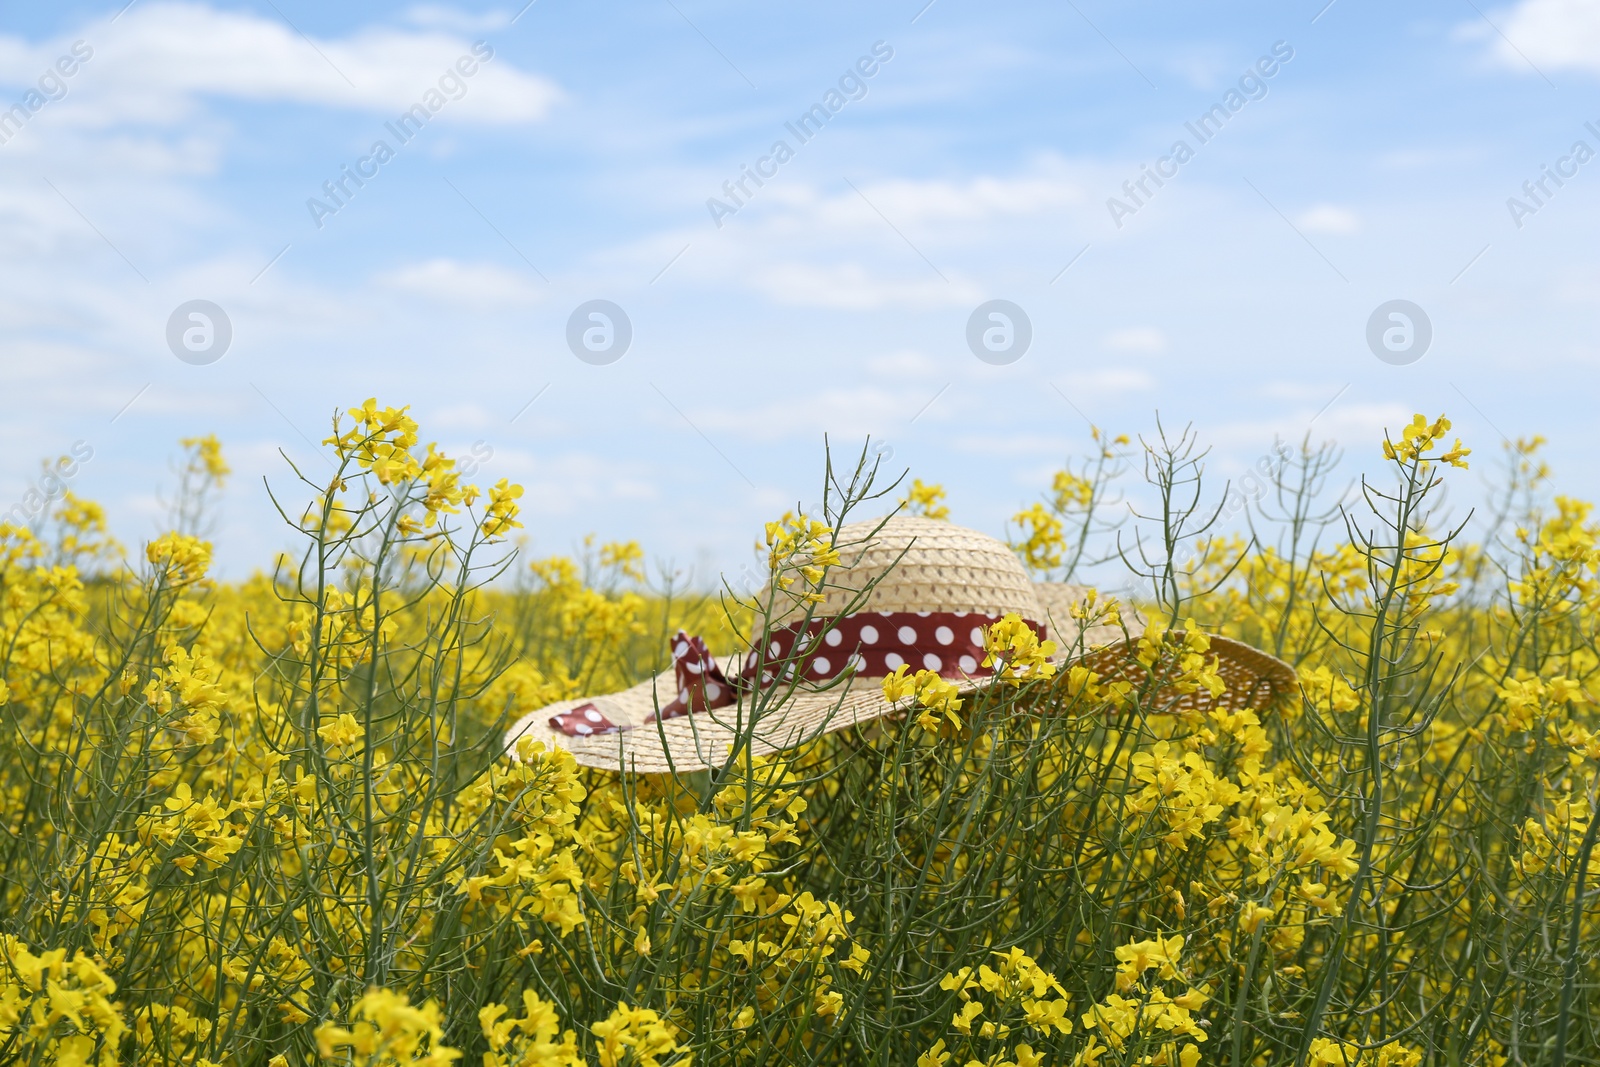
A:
590,1003,685,1067
1075,936,1208,1067
479,990,583,1067
1134,620,1226,701
883,663,965,732
1127,742,1235,850
322,398,524,542
454,739,588,936
1381,412,1470,468
1307,1037,1423,1067
482,478,526,540
314,987,461,1066
901,478,951,520
142,643,229,746
982,614,1058,685
146,531,213,585
0,936,126,1067
919,960,1064,1065
764,511,841,603
179,433,231,482
1009,503,1066,572
329,398,423,484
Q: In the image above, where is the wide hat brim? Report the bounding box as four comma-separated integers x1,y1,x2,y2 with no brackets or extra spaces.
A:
503,584,1298,774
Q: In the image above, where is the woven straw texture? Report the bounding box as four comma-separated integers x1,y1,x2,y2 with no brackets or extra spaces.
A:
505,516,1298,772
1074,633,1299,714
777,516,1042,623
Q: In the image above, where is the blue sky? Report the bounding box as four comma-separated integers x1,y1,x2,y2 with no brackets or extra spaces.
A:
1,0,1597,584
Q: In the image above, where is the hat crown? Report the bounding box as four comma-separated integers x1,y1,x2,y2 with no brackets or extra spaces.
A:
785,515,1042,621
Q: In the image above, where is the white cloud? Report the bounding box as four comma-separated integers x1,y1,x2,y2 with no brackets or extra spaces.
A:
950,431,1074,458
722,170,1087,237
685,384,929,442
748,262,980,310
866,350,940,378
425,402,499,431
1260,381,1345,404
487,448,663,518
819,174,1087,225
1207,402,1414,456
1482,0,1600,73
1104,327,1167,353
377,258,544,308
693,167,1090,240
1160,44,1236,92
0,2,561,127
1310,403,1418,451
1374,146,1485,171
596,162,1097,312
1062,368,1157,393
1296,204,1359,234
402,5,512,33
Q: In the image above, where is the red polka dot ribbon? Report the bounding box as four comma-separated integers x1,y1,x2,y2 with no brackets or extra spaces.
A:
548,611,1045,738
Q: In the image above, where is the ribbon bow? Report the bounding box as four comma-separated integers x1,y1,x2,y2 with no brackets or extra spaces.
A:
549,630,736,737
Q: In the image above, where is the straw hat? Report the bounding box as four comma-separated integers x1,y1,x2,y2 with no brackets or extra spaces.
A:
504,516,1296,773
